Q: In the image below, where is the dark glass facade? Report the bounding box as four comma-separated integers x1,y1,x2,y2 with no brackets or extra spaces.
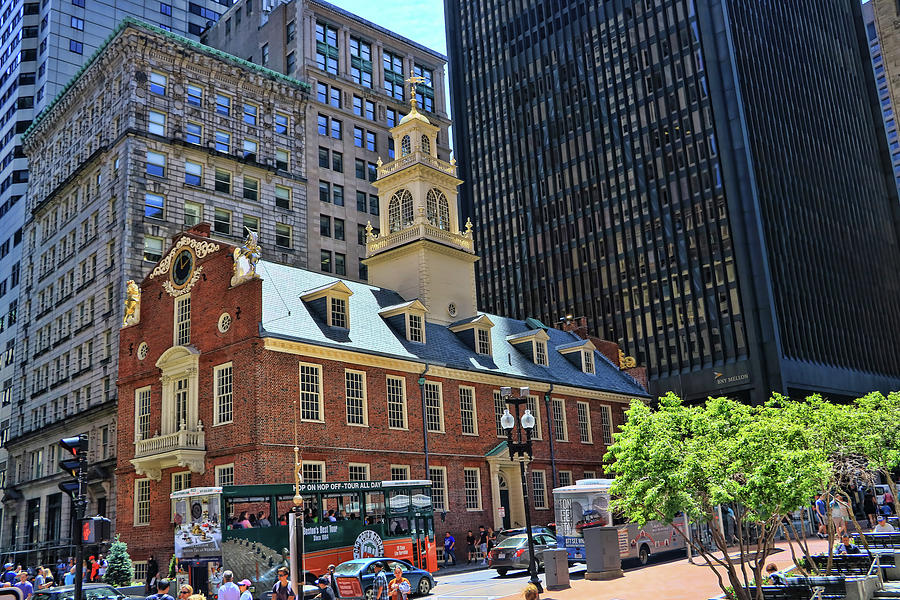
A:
445,0,900,403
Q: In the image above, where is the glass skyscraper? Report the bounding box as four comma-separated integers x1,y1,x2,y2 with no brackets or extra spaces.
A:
445,0,900,403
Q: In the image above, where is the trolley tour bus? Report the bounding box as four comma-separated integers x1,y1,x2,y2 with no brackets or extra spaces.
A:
170,481,436,598
552,479,687,565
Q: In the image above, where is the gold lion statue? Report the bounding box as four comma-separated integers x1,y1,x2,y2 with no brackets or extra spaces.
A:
123,280,141,326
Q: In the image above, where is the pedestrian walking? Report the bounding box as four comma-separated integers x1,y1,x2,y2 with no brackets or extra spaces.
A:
830,495,846,533
98,555,108,582
15,571,33,600
238,580,252,600
372,562,389,600
270,567,295,600
864,492,878,529
478,526,488,565
146,579,175,600
388,566,410,600
64,567,75,586
814,494,828,538
146,556,159,595
465,530,476,564
218,571,240,600
314,578,335,600
442,532,456,566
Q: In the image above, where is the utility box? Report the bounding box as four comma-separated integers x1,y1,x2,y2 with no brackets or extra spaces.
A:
543,548,570,590
583,526,624,580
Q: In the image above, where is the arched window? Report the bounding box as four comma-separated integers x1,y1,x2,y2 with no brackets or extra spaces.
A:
401,135,411,157
421,135,431,155
389,189,414,232
426,188,451,231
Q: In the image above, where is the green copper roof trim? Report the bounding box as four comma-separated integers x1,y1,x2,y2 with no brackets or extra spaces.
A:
485,441,509,457
25,17,310,140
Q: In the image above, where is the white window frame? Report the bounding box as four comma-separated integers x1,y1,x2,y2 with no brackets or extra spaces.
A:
135,478,151,525
302,460,326,483
531,470,547,509
582,350,595,374
458,385,478,436
387,375,407,430
299,362,323,422
423,381,444,433
493,390,506,438
600,405,614,445
345,369,368,427
526,395,543,440
329,296,348,328
390,464,410,480
552,398,568,442
407,313,424,343
171,471,192,493
215,463,234,487
558,470,573,488
534,340,548,366
576,401,593,444
148,110,166,135
174,294,191,346
583,470,597,480
429,466,448,511
475,327,491,355
134,385,151,442
348,462,370,481
464,467,483,511
213,362,233,425
133,562,148,583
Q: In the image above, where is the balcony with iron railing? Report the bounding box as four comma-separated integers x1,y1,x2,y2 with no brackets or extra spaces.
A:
130,422,206,481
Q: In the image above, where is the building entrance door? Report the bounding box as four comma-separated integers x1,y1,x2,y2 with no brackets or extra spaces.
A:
498,473,511,530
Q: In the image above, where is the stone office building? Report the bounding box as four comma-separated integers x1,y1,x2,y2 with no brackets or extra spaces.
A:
115,101,648,571
203,0,450,283
0,19,308,566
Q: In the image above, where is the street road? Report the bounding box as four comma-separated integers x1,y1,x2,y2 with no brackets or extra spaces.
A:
430,565,587,600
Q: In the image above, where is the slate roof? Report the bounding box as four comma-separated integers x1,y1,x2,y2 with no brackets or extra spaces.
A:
555,340,592,351
257,260,649,398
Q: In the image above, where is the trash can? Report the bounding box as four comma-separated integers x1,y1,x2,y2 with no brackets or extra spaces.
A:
543,548,570,590
583,525,624,580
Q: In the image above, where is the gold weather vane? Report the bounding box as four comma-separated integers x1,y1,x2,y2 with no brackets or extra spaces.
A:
406,73,425,108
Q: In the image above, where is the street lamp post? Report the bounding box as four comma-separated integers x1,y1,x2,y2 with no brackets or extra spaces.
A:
500,386,543,593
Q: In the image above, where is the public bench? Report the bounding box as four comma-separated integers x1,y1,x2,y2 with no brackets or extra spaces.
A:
858,533,900,550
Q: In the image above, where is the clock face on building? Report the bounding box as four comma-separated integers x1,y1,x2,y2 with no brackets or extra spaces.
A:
171,248,195,288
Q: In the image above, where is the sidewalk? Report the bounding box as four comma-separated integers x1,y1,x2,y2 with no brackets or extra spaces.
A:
497,537,832,600
434,560,490,577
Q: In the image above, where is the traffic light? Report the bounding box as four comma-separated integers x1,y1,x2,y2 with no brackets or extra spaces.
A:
59,434,89,457
57,434,88,500
81,517,111,544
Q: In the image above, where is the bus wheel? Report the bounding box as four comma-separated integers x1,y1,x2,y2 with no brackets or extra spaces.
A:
418,578,432,596
639,545,650,566
364,587,375,600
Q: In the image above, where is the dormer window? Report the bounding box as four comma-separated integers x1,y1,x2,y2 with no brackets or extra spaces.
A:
450,314,495,355
535,340,548,366
583,350,595,374
379,299,427,343
476,328,491,355
300,280,354,329
557,339,597,374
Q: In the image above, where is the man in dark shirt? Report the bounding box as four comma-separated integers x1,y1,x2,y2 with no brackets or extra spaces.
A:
478,526,488,565
836,534,861,555
466,531,476,564
271,567,295,600
314,578,335,600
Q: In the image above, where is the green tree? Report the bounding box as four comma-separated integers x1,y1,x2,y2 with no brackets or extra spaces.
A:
855,392,900,516
605,393,829,600
104,535,135,587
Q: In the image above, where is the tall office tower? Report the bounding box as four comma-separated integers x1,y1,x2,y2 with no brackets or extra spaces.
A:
445,0,900,403
0,0,234,547
863,1,900,198
1,19,308,565
203,0,450,281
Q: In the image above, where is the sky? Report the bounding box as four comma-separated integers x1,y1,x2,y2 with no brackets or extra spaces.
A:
331,0,448,55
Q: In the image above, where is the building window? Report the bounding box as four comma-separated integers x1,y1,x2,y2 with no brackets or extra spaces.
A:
68,39,83,53
459,386,477,435
583,351,595,374
600,405,613,445
330,297,347,328
333,185,344,206
243,139,258,159
315,21,338,74
349,463,369,481
320,215,331,237
365,131,376,151
476,328,491,355
275,223,292,248
329,86,341,108
388,189,413,232
413,64,434,112
345,370,367,426
387,376,407,429
144,236,163,262
429,466,447,511
149,72,167,95
332,151,343,173
185,161,202,187
552,398,567,441
186,84,202,106
532,470,547,509
558,470,573,488
334,218,345,241
319,146,329,168
464,468,482,510
135,479,151,525
302,461,325,483
243,215,260,234
215,464,234,486
286,19,296,42
408,314,424,343
491,388,517,439
275,185,291,209
320,250,332,272
426,189,450,230
576,401,592,444
214,130,230,153
350,37,372,87
144,193,164,219
135,386,151,441
583,470,596,480
390,465,410,480
275,149,289,170
243,176,259,201
146,151,166,178
300,363,322,421
172,471,192,493
214,362,233,425
261,43,269,65
424,382,443,433
148,110,166,135
184,202,203,227
186,122,202,145
331,119,342,139
401,135,411,156
243,102,258,125
215,93,231,115
383,51,404,100
174,295,191,346
275,112,289,134
215,168,231,194
535,340,548,366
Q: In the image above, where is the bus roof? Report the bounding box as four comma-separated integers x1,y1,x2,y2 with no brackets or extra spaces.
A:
552,478,615,493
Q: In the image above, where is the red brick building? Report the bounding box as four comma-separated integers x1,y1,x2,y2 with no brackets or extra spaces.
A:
115,102,649,570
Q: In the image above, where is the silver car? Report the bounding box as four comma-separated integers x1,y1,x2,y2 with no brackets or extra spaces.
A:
488,533,558,576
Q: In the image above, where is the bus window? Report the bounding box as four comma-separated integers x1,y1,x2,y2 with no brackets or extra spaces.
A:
387,490,410,514
411,488,432,511
365,492,385,524
322,493,359,521
389,517,409,536
225,496,271,529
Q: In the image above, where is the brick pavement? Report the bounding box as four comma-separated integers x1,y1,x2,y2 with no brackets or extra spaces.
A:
499,538,833,600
